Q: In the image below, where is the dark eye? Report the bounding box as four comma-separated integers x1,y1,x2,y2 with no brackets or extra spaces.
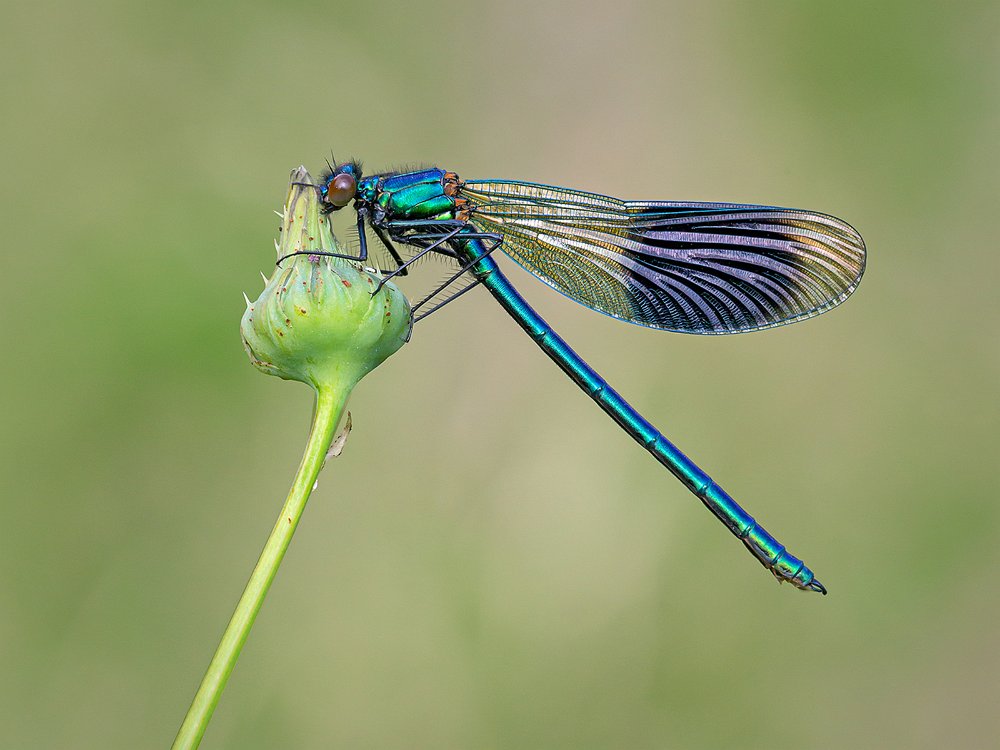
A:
326,173,356,207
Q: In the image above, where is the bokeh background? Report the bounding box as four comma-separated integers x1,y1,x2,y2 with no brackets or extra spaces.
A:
2,2,997,748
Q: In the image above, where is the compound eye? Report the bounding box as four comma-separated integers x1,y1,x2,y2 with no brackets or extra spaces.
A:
326,173,356,207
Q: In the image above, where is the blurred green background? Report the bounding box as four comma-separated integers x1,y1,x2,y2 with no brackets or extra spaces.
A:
2,2,997,748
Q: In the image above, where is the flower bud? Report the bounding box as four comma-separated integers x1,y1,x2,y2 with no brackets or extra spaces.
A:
241,167,411,393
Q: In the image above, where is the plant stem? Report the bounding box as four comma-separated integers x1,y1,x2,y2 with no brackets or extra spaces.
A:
171,385,348,750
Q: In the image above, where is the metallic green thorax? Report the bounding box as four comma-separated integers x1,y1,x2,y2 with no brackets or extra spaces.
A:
359,168,458,223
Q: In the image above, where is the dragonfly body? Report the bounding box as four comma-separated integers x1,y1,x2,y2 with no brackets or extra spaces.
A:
463,237,825,592
299,161,866,593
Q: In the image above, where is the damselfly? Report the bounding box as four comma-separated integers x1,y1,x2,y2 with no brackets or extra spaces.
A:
283,161,866,593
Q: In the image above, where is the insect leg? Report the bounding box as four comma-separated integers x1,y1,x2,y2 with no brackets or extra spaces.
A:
372,224,409,275
409,232,504,322
412,279,483,322
372,223,469,294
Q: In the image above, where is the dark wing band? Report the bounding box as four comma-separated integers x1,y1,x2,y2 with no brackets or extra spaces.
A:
461,180,865,334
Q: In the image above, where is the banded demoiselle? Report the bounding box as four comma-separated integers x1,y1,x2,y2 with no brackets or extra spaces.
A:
283,161,866,594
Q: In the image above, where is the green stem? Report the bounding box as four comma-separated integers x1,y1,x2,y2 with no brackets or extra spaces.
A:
172,385,349,750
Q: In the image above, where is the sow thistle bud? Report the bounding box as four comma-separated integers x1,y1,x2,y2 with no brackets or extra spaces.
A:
175,169,412,747
241,167,411,393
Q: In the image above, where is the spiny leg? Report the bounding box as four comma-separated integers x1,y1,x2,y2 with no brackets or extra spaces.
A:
410,233,504,322
412,278,483,322
372,224,408,276
372,222,470,294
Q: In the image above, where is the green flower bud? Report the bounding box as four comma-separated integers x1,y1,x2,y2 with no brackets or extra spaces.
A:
174,172,411,745
241,167,411,393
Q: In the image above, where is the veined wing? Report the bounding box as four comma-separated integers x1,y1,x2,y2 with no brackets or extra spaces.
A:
459,180,866,334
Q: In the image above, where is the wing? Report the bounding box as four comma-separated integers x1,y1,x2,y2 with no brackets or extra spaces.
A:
459,180,866,334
